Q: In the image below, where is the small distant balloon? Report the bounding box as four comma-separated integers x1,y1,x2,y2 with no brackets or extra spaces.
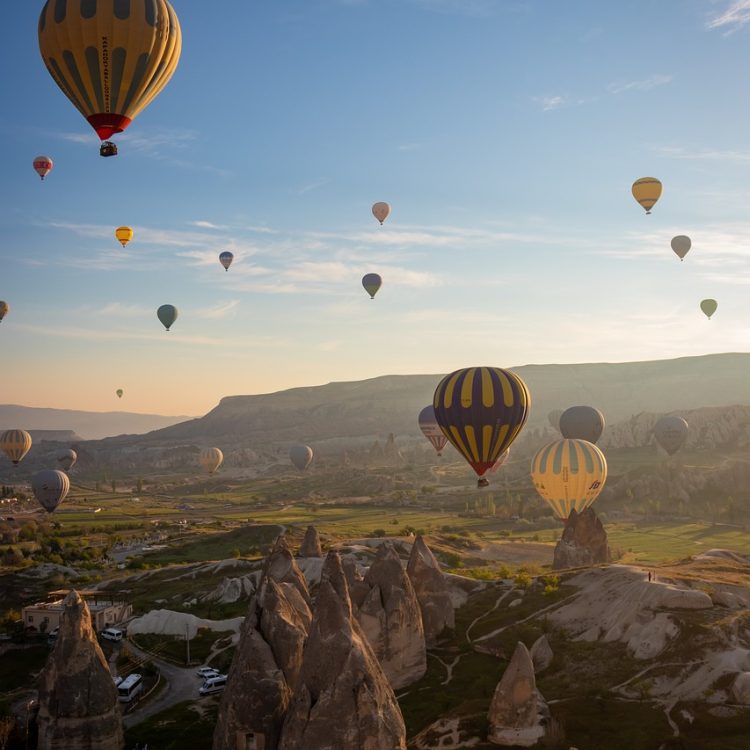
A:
671,235,691,261
116,389,124,399
372,202,391,225
418,405,448,456
290,444,314,471
559,406,605,444
31,470,70,513
632,177,662,214
115,226,133,248
700,299,717,319
219,251,234,272
0,429,32,466
654,416,688,456
157,304,179,331
33,156,53,181
199,447,224,475
0,301,8,323
362,273,382,299
57,449,77,472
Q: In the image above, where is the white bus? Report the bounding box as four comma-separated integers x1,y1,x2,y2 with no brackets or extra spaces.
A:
117,673,143,703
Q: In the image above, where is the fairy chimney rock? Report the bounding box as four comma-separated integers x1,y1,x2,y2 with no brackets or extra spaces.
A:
262,535,311,605
553,507,610,570
298,526,322,558
36,590,124,750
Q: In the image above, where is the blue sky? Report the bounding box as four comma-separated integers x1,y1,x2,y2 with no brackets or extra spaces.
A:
2,0,750,415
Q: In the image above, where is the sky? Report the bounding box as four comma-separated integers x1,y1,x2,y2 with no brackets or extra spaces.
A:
2,0,750,416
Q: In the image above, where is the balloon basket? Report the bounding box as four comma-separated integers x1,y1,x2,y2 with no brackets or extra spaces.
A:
100,142,118,157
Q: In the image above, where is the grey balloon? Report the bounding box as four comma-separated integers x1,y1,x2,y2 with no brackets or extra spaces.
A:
559,406,605,444
56,449,77,472
31,469,70,513
290,444,313,471
654,416,688,456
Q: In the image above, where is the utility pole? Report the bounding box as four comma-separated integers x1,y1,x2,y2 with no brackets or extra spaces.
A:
185,624,190,666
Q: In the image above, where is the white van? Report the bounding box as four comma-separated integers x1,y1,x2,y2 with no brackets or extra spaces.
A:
199,675,227,696
101,628,124,642
117,673,143,703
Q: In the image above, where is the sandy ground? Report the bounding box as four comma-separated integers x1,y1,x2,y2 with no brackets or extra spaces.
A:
473,540,555,565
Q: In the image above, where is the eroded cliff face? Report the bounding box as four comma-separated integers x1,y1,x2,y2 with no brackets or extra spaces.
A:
553,508,611,570
36,590,124,750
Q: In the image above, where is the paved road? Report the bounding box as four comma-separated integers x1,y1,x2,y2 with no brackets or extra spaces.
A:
121,640,203,728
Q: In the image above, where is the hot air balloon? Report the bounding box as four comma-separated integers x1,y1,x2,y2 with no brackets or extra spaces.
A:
654,416,688,456
290,444,314,471
418,405,448,457
433,367,530,487
0,429,32,466
31,470,70,513
115,227,133,248
57,449,77,472
632,177,662,214
487,448,511,475
700,299,717,319
116,389,124,399
0,301,8,323
199,447,224,475
531,439,607,521
362,273,382,299
157,304,178,331
559,406,605,444
372,202,391,225
33,155,53,180
38,0,182,157
671,235,691,261
219,252,234,272
548,409,563,431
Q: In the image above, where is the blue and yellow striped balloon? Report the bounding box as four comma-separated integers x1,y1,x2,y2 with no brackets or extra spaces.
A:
531,438,607,521
0,429,33,466
433,367,530,483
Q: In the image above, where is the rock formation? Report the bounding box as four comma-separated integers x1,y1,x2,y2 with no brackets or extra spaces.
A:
36,590,124,750
278,552,407,749
553,507,610,570
261,535,311,605
529,634,553,673
406,535,455,645
356,542,427,688
487,642,546,747
298,525,322,558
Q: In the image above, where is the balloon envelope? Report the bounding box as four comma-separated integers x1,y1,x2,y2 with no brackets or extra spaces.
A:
57,449,77,472
0,301,8,322
654,416,688,456
33,156,53,180
632,177,662,214
433,367,530,483
157,304,178,331
700,299,717,319
115,227,133,247
38,0,182,143
531,439,607,520
0,429,32,465
372,202,391,225
559,406,605,444
116,389,124,399
671,235,691,261
487,448,511,475
290,444,314,471
31,470,70,513
219,252,234,271
362,273,382,299
199,447,224,475
418,405,448,456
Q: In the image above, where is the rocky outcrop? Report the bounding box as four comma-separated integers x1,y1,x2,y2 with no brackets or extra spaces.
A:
356,543,427,689
203,574,255,604
553,507,610,570
278,552,406,750
36,590,123,750
487,642,546,747
529,634,553,673
731,673,750,704
298,526,322,558
406,535,455,645
262,535,311,606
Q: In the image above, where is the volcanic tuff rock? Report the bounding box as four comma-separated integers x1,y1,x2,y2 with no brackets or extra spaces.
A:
553,507,610,570
529,634,554,673
406,535,455,645
487,642,546,747
278,552,407,750
36,590,123,750
262,535,312,606
298,525,322,558
356,542,427,689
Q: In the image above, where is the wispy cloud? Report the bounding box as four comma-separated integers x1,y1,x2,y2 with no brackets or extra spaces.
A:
707,0,750,33
190,220,225,230
535,95,566,111
655,145,750,163
607,74,672,95
296,177,331,195
196,300,240,319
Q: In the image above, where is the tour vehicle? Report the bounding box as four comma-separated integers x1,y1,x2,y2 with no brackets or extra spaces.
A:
199,674,227,696
101,628,124,642
196,666,220,679
117,673,143,703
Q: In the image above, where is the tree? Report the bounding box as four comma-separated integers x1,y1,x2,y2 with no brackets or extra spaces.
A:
111,480,117,493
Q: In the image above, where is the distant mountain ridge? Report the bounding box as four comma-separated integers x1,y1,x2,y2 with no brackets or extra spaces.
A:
0,405,193,441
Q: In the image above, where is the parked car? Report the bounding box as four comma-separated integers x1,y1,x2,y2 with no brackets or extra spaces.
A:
199,675,227,696
101,628,124,642
196,666,220,679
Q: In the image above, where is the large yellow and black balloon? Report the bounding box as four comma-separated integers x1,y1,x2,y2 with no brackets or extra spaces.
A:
531,438,607,520
0,429,33,466
38,0,182,143
433,367,530,485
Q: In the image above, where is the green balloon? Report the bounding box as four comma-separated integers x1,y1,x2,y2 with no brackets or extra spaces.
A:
157,304,179,331
700,299,717,320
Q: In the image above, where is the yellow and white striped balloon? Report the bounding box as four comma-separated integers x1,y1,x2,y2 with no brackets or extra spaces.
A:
0,429,32,465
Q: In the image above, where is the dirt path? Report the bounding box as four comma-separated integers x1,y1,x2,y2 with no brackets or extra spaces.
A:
465,587,513,644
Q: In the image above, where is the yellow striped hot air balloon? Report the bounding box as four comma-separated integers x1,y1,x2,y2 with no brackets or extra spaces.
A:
115,226,133,247
632,177,662,214
38,0,182,157
531,438,607,521
0,429,33,466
